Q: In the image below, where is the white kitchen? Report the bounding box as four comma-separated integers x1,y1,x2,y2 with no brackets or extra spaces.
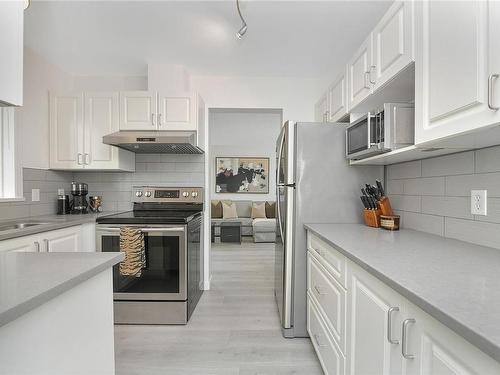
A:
1,1,500,375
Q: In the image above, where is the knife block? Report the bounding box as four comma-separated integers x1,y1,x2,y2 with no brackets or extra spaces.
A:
363,209,381,228
377,196,394,216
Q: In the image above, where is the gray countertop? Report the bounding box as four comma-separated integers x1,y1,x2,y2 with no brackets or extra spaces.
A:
304,223,500,362
0,212,120,242
0,252,124,327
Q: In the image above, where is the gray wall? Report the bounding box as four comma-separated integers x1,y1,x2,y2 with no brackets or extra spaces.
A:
0,168,73,220
209,108,282,202
386,145,500,249
73,154,205,212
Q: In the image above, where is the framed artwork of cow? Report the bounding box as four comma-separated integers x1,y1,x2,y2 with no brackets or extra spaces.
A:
215,157,270,194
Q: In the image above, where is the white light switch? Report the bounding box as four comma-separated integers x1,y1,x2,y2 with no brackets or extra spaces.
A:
471,190,487,216
31,189,40,202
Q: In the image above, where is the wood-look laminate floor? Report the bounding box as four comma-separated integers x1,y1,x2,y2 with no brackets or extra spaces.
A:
114,240,322,375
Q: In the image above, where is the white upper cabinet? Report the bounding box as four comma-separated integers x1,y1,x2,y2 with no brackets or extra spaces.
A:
0,1,23,106
328,66,349,122
415,0,500,146
372,1,414,90
84,92,134,170
157,92,196,131
348,34,373,110
50,92,135,171
50,93,84,170
119,91,157,131
120,91,201,131
315,93,328,122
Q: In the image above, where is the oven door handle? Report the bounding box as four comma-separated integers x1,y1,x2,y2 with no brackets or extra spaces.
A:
97,227,185,233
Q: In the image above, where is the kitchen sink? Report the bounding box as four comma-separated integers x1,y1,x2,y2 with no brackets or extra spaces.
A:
0,222,51,232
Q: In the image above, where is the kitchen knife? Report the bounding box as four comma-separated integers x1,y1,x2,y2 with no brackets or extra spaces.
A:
376,180,385,197
360,196,369,209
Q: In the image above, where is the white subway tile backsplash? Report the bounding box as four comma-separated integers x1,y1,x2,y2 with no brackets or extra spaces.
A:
475,198,500,224
136,154,161,163
389,195,421,212
445,173,500,197
402,212,444,236
421,151,474,177
387,148,500,248
475,145,500,174
403,177,445,196
386,179,404,195
445,218,500,250
421,196,473,220
387,160,421,180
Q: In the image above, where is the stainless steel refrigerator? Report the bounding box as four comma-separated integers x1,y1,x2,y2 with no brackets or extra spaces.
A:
275,121,383,338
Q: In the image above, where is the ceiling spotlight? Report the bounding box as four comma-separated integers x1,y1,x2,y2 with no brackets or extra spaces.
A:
235,0,247,39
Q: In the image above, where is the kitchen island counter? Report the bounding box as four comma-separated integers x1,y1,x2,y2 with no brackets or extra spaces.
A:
0,252,123,375
304,223,500,363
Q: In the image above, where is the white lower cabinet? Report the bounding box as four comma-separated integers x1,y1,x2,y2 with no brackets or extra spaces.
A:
404,301,500,375
346,260,405,375
306,231,500,375
308,296,346,375
42,226,82,253
0,223,95,253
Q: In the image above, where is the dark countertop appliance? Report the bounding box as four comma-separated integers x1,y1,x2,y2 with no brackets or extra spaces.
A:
70,182,89,214
96,186,204,325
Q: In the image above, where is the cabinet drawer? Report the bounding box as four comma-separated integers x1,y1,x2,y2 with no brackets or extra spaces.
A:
308,233,346,288
308,253,346,353
308,296,345,375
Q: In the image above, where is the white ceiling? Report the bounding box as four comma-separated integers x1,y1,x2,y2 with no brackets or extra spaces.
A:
24,0,392,78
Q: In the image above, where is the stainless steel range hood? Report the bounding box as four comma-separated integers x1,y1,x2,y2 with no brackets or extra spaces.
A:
102,131,204,154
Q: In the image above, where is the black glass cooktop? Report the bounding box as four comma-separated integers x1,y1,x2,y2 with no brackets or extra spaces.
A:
96,210,202,225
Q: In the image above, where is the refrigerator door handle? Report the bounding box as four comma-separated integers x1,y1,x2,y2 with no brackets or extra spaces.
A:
276,130,286,244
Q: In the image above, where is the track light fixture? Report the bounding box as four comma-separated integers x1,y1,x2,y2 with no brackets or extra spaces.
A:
236,0,247,39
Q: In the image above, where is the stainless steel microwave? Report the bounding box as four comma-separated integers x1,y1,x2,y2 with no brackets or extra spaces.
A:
345,103,415,160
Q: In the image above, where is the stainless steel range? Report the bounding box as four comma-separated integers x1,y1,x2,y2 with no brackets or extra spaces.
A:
96,186,204,325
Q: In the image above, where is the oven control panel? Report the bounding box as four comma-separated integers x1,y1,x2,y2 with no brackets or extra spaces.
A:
132,186,203,203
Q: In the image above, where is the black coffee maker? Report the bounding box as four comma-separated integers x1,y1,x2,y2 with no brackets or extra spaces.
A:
70,182,89,214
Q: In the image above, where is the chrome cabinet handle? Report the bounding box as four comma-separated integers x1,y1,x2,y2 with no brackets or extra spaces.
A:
402,318,416,359
314,284,327,296
34,241,40,252
364,71,371,89
151,113,156,126
313,333,327,347
488,74,499,111
44,239,50,252
77,153,83,165
387,307,400,344
158,113,162,127
369,65,376,84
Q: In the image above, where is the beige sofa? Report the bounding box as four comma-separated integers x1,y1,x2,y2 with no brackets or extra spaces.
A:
211,200,276,243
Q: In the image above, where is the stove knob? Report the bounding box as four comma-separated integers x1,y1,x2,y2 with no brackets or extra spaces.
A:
182,191,190,198
191,191,198,198
135,191,143,197
145,191,152,198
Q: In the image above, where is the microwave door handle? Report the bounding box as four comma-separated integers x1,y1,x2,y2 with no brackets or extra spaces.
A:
393,106,397,145
367,112,372,147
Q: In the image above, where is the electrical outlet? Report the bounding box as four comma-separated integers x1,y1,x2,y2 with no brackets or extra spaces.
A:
31,189,40,202
471,190,487,216
57,188,65,195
